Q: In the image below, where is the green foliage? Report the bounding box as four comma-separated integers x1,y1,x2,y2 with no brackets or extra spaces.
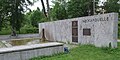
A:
104,0,120,15
67,0,94,18
118,21,120,39
20,24,38,34
0,29,11,35
41,17,49,22
50,0,99,20
50,0,67,20
25,9,46,27
0,0,37,35
0,15,2,31
0,24,38,35
31,43,120,60
30,9,45,27
0,0,9,31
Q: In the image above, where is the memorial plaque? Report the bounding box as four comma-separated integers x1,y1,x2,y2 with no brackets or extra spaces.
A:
72,21,78,27
72,21,78,42
83,28,91,36
72,28,78,36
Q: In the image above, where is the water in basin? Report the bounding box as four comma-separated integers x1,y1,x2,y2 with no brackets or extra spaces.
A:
0,38,48,48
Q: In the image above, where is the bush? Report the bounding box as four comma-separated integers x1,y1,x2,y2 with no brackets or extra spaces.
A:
0,25,39,35
0,29,11,35
20,25,39,34
118,21,120,39
20,28,38,34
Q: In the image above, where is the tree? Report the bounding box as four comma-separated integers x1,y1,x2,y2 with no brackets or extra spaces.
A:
29,8,46,27
0,0,3,31
0,0,9,31
0,0,35,36
41,0,47,17
67,0,99,18
50,0,99,20
50,0,68,20
24,7,47,28
103,0,120,15
0,15,2,31
46,0,50,20
10,0,34,36
46,0,50,12
46,0,50,16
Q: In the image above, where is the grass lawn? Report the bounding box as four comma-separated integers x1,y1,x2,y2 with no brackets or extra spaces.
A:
30,43,120,60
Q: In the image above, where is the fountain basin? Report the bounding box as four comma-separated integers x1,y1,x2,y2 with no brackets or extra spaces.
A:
0,42,64,60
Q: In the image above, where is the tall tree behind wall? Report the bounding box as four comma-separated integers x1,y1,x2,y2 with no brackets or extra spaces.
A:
30,8,46,27
103,0,120,15
50,0,68,20
67,0,99,18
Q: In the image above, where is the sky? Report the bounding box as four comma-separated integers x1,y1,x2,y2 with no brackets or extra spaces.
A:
28,0,107,11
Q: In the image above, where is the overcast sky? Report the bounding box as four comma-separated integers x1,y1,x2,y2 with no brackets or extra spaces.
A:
28,0,106,11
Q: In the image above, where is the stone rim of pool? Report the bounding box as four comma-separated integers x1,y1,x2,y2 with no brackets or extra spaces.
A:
0,42,64,54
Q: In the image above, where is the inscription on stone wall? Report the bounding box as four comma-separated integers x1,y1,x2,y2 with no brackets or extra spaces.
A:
82,17,109,23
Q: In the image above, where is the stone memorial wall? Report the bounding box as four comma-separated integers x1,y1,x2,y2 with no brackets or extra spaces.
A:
39,13,118,48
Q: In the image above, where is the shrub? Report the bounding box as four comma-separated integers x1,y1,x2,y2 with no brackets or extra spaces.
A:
20,25,38,34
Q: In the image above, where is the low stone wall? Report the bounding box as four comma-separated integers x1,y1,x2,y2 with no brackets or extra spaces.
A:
0,42,64,60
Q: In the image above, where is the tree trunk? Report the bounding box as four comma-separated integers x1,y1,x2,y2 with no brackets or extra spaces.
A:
41,0,47,17
11,26,17,36
46,0,50,13
10,0,17,36
0,15,2,31
46,0,51,21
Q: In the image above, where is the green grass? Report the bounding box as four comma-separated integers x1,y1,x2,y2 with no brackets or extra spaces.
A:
30,43,120,60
